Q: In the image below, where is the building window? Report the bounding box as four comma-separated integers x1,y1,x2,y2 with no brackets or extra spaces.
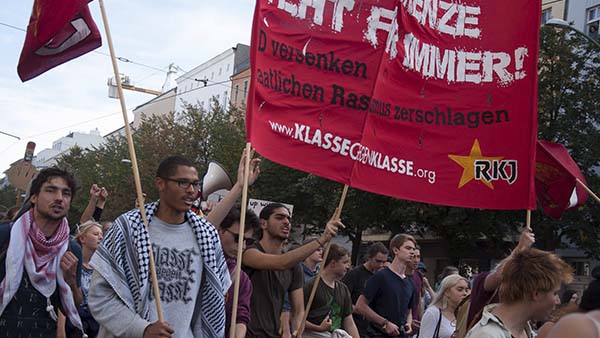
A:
234,85,239,104
541,8,552,24
243,80,248,104
227,64,230,71
223,91,228,106
587,5,600,38
219,67,222,75
211,72,214,80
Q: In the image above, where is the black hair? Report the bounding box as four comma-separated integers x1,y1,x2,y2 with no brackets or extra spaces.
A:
367,242,389,258
156,156,195,178
259,202,289,220
220,204,260,233
29,167,78,202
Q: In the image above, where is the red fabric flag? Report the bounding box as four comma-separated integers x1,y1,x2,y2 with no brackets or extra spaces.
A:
535,140,589,219
17,0,102,82
246,0,540,209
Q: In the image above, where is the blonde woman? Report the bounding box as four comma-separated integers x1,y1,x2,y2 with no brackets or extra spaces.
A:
74,220,104,337
419,275,469,338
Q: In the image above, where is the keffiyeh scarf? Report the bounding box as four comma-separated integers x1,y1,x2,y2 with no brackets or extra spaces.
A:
91,201,231,338
0,209,83,331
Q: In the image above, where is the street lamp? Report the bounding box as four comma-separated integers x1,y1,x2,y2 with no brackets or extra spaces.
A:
545,18,600,50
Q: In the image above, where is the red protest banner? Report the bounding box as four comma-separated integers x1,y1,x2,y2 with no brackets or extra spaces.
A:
535,140,589,219
246,0,540,209
18,0,102,82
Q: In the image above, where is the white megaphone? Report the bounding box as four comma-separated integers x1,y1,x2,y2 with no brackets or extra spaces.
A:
202,161,234,199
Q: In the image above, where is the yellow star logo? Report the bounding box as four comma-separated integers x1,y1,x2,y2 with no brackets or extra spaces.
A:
448,139,503,190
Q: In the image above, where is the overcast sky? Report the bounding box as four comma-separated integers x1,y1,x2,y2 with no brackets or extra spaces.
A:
0,0,255,177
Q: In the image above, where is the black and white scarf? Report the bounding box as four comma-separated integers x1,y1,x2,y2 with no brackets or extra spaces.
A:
90,201,231,338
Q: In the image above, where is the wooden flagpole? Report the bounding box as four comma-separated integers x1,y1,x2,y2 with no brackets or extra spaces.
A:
98,0,164,320
296,184,349,338
526,209,531,229
229,142,253,338
576,178,600,204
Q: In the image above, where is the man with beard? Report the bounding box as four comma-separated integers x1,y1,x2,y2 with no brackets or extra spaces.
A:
0,167,84,338
243,203,341,338
89,156,230,338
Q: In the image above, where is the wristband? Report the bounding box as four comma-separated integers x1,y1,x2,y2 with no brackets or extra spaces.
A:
315,238,325,248
382,319,388,329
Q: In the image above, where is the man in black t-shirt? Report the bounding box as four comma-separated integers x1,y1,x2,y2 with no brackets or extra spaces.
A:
355,234,417,338
243,203,341,338
343,242,389,338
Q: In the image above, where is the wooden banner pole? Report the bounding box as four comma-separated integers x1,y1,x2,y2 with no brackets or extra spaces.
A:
98,0,164,320
576,178,600,204
229,143,253,338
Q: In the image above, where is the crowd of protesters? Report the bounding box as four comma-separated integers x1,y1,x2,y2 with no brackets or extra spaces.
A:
0,153,599,338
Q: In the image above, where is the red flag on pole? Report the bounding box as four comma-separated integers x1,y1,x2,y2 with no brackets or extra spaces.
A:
17,0,102,82
246,0,540,209
535,140,589,219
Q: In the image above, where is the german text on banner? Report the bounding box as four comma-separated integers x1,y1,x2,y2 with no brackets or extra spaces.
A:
246,0,540,209
18,0,102,82
535,140,589,219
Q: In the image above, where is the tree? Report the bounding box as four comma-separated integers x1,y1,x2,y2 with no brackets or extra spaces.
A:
55,99,247,225
533,26,600,257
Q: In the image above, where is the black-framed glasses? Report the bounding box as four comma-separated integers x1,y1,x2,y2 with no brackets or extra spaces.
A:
225,229,256,246
161,177,202,190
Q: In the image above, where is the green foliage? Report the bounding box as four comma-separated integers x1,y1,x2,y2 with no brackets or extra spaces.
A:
0,185,18,219
55,99,246,223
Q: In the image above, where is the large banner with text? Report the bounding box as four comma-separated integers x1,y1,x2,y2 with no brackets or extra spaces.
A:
246,0,540,209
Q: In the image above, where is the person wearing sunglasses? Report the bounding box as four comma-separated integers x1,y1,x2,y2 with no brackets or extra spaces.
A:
217,205,260,338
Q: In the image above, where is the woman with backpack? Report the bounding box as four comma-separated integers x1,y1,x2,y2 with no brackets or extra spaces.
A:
419,274,469,338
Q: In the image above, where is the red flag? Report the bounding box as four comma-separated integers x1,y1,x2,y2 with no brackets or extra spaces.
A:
535,140,589,219
17,0,102,82
246,0,540,209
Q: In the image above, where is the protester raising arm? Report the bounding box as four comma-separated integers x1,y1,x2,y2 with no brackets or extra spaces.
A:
206,149,260,227
80,184,108,223
243,216,341,270
483,225,535,292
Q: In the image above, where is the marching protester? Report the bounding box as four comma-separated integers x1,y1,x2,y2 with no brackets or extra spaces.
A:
343,242,389,338
243,203,341,338
282,238,324,338
72,220,104,338
355,234,417,338
406,247,424,335
464,226,535,331
419,274,469,338
465,248,573,338
217,206,261,338
418,263,435,311
538,266,600,338
0,167,84,337
302,243,359,338
89,156,231,338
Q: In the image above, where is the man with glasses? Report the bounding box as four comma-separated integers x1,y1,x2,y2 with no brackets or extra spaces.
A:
217,205,260,338
89,156,230,338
